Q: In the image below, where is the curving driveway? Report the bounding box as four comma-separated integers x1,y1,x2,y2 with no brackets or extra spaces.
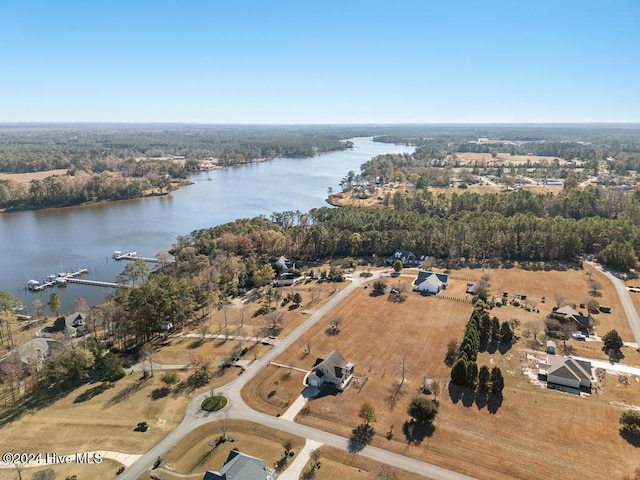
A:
586,261,640,345
118,272,476,480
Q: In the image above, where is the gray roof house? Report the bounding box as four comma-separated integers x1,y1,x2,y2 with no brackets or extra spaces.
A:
389,250,419,267
273,255,294,273
413,271,450,294
40,312,86,338
306,350,354,391
553,305,589,330
203,450,275,480
16,338,61,370
538,356,592,391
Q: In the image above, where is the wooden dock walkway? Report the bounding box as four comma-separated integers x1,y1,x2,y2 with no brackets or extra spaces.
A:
113,251,169,264
66,278,131,289
29,268,90,291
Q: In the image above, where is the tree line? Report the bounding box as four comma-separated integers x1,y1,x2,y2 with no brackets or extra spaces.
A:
0,125,366,173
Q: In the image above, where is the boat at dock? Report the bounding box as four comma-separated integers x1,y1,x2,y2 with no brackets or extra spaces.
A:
27,268,90,291
112,250,171,264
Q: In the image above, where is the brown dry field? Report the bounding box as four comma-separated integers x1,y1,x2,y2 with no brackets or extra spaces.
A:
479,264,636,341
0,169,68,184
0,459,120,480
154,335,271,367
328,182,567,210
0,369,198,456
305,445,430,480
159,420,304,479
203,277,349,339
451,152,573,166
243,269,640,480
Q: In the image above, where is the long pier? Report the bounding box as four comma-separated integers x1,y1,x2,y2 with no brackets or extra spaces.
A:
113,251,168,264
66,278,131,289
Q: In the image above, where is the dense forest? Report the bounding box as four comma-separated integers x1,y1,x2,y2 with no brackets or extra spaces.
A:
0,158,189,210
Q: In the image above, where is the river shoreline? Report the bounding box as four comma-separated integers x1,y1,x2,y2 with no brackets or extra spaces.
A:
0,137,415,313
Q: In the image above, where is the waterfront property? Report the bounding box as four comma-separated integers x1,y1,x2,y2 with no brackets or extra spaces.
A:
40,312,87,338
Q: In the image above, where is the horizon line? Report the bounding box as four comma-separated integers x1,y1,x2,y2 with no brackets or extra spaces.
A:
2,121,640,127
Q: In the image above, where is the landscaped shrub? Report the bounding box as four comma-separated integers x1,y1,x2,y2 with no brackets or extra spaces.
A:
201,395,228,411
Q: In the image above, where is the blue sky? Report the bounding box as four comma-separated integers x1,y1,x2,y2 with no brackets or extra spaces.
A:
1,0,639,123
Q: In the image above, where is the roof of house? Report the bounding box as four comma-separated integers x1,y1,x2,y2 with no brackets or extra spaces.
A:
546,356,591,383
553,305,589,329
313,350,350,378
390,250,419,265
17,338,60,365
555,305,580,317
203,450,270,480
392,249,415,259
413,271,449,287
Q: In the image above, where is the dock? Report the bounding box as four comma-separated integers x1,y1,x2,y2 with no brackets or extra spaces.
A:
112,251,169,264
28,268,90,291
66,278,131,289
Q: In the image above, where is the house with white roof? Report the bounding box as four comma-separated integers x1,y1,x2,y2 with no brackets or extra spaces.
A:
413,271,450,294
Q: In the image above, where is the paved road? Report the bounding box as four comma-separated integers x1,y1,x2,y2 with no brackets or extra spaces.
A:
586,261,640,345
118,271,476,480
573,355,640,376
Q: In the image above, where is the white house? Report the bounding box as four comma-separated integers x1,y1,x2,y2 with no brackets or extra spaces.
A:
538,356,592,390
306,350,354,391
413,271,450,294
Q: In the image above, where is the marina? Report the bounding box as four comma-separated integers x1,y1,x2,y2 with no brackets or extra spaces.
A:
27,269,90,291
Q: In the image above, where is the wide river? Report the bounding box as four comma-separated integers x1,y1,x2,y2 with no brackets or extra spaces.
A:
0,137,414,314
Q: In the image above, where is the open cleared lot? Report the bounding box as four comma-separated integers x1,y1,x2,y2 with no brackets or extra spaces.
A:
203,276,350,339
0,169,68,184
303,445,430,480
0,459,120,480
243,268,640,480
0,370,197,457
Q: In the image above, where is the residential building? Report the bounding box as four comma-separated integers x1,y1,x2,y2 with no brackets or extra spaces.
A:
306,350,354,391
203,450,275,480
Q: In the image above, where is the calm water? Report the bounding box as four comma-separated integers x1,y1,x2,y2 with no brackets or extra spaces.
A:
0,137,414,313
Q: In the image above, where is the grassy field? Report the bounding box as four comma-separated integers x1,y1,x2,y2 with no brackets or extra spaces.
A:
0,369,196,457
302,445,430,480
0,459,121,480
159,420,304,478
202,276,350,340
0,169,68,184
451,152,576,166
242,268,640,480
480,264,636,342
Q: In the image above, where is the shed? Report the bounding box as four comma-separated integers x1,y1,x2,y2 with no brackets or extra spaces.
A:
546,340,556,355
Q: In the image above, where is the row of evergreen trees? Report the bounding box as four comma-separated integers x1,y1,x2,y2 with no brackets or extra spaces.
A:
450,308,509,394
